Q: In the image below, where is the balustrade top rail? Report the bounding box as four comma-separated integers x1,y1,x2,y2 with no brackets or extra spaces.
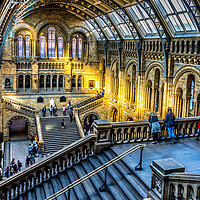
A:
0,135,96,189
2,97,36,111
46,143,146,200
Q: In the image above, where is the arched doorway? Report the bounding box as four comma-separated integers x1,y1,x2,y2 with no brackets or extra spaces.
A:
111,107,117,122
9,118,28,139
83,114,98,134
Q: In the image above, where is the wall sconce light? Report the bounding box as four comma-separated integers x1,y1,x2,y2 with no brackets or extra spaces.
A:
34,76,37,84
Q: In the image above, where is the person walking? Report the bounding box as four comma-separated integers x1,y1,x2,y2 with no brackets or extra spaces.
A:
37,145,44,157
196,117,200,140
148,111,161,144
25,156,30,167
50,105,53,116
42,106,46,117
61,119,65,129
69,110,73,123
63,105,67,116
17,160,22,172
163,107,177,143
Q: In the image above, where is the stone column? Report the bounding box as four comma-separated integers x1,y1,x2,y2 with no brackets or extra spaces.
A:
118,67,125,121
44,75,46,92
23,75,26,92
57,76,59,91
50,75,53,91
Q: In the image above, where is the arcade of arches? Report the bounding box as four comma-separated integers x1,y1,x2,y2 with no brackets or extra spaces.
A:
0,0,200,137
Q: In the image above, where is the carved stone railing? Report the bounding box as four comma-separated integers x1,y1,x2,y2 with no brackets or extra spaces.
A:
0,135,96,199
74,110,85,138
77,97,103,115
2,97,38,117
149,158,200,200
93,117,199,153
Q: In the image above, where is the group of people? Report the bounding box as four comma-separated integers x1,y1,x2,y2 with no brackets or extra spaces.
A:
96,91,104,98
83,121,94,135
4,159,22,178
149,107,177,144
27,138,43,167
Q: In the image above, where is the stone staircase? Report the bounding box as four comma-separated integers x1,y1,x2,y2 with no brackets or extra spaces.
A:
71,96,101,109
17,148,149,200
41,117,81,154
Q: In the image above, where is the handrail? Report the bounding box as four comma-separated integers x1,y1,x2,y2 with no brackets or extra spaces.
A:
46,143,146,200
36,115,44,151
2,97,36,111
74,111,85,138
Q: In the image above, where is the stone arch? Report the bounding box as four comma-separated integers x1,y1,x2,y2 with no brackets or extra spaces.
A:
35,19,69,38
11,23,37,39
110,106,118,122
145,62,164,81
110,57,119,70
82,112,100,126
124,115,134,121
173,66,200,87
125,59,138,74
6,116,31,140
69,26,92,42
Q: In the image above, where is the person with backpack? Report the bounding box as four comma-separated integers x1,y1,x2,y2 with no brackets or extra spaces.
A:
148,111,161,144
61,119,65,129
164,107,177,143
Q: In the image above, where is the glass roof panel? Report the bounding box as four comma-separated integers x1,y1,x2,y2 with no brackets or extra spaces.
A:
86,21,101,40
127,5,158,37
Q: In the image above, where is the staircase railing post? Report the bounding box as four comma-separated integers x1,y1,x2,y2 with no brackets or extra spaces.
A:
67,189,70,200
135,147,144,171
99,168,108,192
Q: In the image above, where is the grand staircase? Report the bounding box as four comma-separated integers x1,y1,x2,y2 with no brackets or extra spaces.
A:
41,117,81,154
17,148,149,200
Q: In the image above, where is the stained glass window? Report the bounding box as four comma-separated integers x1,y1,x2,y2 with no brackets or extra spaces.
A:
48,27,56,58
18,35,23,57
78,38,82,59
72,38,76,59
25,35,30,57
58,36,63,58
189,79,195,110
40,36,46,58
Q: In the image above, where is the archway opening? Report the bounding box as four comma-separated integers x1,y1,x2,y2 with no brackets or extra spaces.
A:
84,114,98,133
9,118,28,139
111,108,117,122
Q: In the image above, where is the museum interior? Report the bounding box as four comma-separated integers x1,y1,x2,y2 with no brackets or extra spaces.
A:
0,0,200,199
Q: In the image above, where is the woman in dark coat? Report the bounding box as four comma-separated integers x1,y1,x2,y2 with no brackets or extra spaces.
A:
149,111,161,144
163,107,176,143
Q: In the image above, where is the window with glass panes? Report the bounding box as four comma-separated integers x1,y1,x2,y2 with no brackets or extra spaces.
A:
48,27,56,57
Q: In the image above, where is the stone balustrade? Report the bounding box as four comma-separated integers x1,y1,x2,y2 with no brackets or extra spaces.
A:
149,158,200,200
2,97,37,117
0,135,96,199
93,117,199,153
36,115,44,152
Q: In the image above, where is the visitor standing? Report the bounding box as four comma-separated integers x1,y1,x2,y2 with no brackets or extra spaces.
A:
163,107,177,143
17,160,22,172
196,117,200,140
61,119,65,129
148,111,161,144
63,105,67,116
26,156,30,167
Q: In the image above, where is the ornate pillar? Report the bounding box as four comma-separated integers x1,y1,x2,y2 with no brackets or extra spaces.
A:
50,75,53,91
23,75,26,92
44,75,46,91
118,67,125,121
57,76,59,91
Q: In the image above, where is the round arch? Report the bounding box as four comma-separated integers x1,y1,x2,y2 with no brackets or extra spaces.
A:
124,115,134,121
69,26,92,42
110,106,118,122
145,62,164,81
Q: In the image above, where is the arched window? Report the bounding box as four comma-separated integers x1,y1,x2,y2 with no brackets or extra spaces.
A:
58,36,63,58
40,36,46,58
48,27,56,58
78,38,83,59
72,38,76,58
18,35,23,57
25,35,30,57
187,74,195,110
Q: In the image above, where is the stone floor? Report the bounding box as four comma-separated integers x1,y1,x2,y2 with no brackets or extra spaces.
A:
111,137,200,187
